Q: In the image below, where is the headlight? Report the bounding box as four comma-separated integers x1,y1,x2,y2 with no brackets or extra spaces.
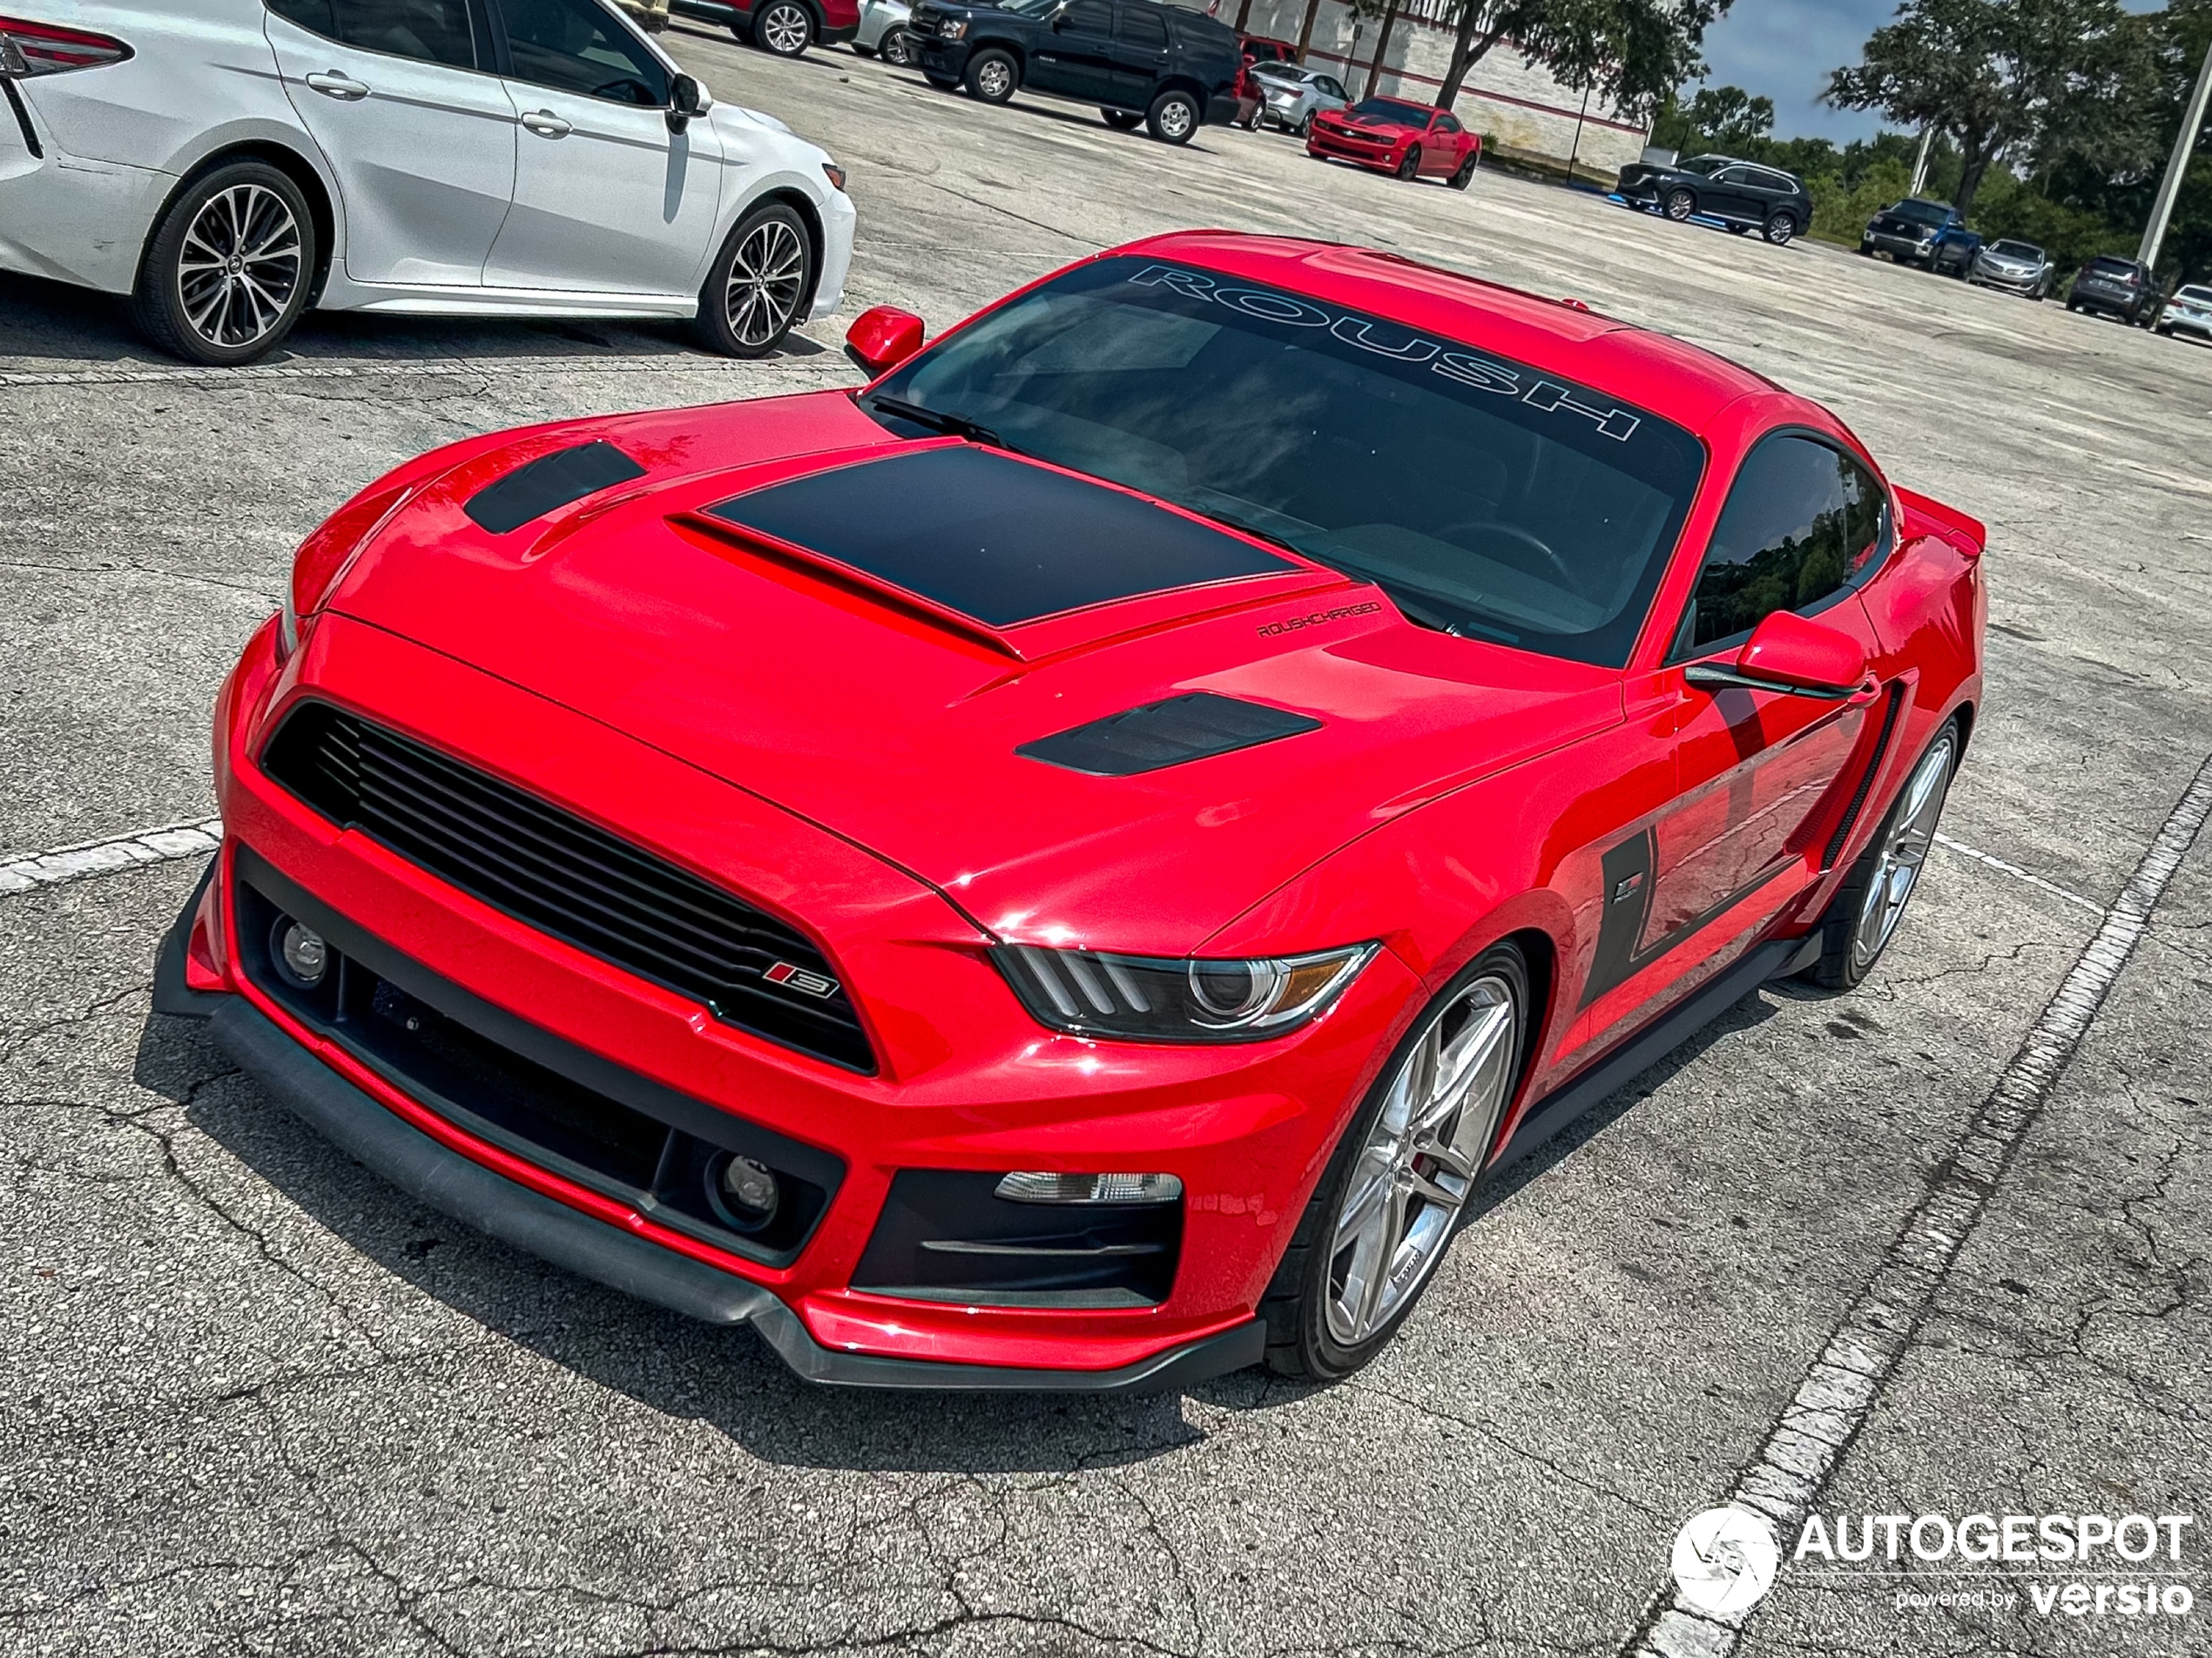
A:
276,588,300,663
995,942,1375,1042
940,17,966,37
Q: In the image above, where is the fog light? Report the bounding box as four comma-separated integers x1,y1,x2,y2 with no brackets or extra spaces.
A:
712,1156,780,1227
995,1171,1183,1205
277,920,327,986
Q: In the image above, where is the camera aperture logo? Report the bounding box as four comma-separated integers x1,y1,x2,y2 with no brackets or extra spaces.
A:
1672,1507,1781,1616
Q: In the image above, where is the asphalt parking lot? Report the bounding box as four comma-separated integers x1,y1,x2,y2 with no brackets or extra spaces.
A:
4,25,2211,1657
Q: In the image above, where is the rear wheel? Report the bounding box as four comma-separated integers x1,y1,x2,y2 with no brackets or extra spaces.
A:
1800,720,1959,991
1663,186,1696,220
1395,144,1421,180
1448,153,1474,190
964,46,1017,102
693,200,813,359
1763,211,1797,246
132,160,315,367
752,0,813,55
1102,107,1143,130
1146,86,1199,143
1261,944,1529,1382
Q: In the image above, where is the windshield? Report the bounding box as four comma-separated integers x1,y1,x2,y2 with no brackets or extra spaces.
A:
1889,199,1949,226
1680,155,1729,176
2176,286,2212,305
1350,97,1431,124
860,258,1705,666
2085,257,2139,278
1252,61,1305,81
1988,240,2041,259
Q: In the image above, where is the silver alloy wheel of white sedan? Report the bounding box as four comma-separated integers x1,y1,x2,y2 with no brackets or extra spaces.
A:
1325,973,1519,1345
177,182,304,351
724,216,808,349
1850,726,1956,974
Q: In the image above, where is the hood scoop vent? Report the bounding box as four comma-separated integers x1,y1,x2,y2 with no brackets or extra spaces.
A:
465,441,646,535
1017,692,1322,777
696,445,1292,632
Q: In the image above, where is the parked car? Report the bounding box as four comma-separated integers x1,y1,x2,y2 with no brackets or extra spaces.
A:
1967,239,2054,300
907,0,1240,144
1231,32,1295,128
852,0,917,64
673,0,860,55
1250,60,1349,137
164,232,1985,1390
0,0,855,365
1927,222,1982,278
2067,255,2163,326
1861,199,1964,266
2155,282,2212,342
1614,153,1811,246
1306,97,1480,186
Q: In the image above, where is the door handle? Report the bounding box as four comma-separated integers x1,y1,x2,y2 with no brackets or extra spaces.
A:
521,110,572,138
304,71,369,100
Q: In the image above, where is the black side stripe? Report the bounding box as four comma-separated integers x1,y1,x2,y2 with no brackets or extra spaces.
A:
2,80,43,160
1822,681,1905,870
1580,832,1796,1010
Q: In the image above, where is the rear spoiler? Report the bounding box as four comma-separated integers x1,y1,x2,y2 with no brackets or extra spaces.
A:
1895,486,1986,559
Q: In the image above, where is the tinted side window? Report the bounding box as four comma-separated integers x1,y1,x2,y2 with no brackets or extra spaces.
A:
1318,75,1346,98
1063,0,1115,32
1676,435,1887,657
1119,6,1165,46
268,0,477,67
1435,113,1460,133
501,0,668,103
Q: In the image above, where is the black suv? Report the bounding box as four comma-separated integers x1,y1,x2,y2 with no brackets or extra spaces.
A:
2067,255,2163,327
908,0,1241,144
1615,153,1813,245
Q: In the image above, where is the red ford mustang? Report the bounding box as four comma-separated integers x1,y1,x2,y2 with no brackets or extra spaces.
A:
160,233,1984,1391
1308,97,1481,185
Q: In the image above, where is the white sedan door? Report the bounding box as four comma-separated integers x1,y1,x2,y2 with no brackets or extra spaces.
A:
264,0,517,286
485,0,723,298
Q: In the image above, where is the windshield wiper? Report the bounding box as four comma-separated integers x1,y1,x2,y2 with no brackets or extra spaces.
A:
864,394,1021,454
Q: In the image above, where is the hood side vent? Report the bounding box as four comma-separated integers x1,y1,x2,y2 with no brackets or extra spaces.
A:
1017,692,1321,777
465,441,646,535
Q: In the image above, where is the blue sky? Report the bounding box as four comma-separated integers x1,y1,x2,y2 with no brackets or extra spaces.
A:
1696,0,2166,144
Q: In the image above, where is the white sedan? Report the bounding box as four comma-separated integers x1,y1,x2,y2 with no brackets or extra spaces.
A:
0,0,855,363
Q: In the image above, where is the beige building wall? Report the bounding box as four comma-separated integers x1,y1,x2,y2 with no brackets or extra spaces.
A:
1170,0,1649,177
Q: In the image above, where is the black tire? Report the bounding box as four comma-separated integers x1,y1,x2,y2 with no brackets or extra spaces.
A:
1260,942,1531,1383
131,160,315,367
923,67,960,88
1448,154,1474,190
692,200,813,359
963,46,1017,101
878,28,914,65
1763,211,1797,246
1146,86,1199,144
1663,186,1696,220
751,0,813,55
1102,107,1143,130
1799,718,1961,991
1295,111,1312,138
1395,144,1421,180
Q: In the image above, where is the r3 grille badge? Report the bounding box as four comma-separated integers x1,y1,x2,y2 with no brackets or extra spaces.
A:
765,960,840,1000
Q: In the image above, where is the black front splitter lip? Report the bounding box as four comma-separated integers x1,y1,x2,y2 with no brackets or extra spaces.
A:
195,987,1262,1393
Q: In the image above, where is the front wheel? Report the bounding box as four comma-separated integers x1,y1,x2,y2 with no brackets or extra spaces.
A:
693,200,813,359
964,46,1017,102
752,0,814,55
1395,144,1421,180
1146,87,1199,143
1295,111,1312,138
1800,719,1959,990
1102,107,1143,130
132,160,316,367
878,29,915,65
1763,211,1797,246
1663,186,1696,220
1261,945,1528,1382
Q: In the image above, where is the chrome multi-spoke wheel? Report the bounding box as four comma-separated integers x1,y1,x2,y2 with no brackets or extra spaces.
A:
1321,969,1521,1349
176,183,303,351
1850,727,1955,974
755,0,812,53
696,203,813,358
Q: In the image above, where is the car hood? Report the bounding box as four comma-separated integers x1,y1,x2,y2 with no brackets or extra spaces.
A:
318,394,1622,954
1318,112,1415,136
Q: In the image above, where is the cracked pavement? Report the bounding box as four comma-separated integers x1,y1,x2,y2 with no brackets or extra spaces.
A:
3,28,2210,1657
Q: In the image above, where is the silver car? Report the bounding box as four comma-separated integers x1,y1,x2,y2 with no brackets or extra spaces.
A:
2155,284,2212,343
853,0,916,64
1968,239,2054,300
1251,61,1349,138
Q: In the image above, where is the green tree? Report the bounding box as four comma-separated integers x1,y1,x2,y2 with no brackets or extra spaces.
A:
1651,83,1774,153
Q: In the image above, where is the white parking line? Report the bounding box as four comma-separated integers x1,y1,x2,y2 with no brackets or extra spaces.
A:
1616,751,2212,1658
1932,831,2108,915
0,817,223,896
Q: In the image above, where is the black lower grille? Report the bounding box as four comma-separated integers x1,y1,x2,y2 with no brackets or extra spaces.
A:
260,701,873,1072
233,849,841,1266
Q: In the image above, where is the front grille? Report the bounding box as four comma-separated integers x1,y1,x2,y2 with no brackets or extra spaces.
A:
260,701,874,1072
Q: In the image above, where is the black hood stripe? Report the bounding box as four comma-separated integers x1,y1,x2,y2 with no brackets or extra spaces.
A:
466,441,646,536
1017,692,1322,776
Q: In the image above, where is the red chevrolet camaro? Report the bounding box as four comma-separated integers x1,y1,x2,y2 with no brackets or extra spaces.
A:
1307,97,1482,185
160,233,1984,1391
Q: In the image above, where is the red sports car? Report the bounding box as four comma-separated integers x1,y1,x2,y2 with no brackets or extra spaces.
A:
160,233,1984,1391
1308,96,1481,185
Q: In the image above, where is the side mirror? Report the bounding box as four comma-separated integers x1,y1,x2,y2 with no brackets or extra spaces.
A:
1684,610,1867,701
844,305,925,375
666,74,706,135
